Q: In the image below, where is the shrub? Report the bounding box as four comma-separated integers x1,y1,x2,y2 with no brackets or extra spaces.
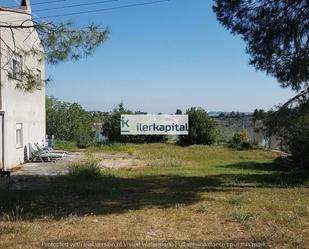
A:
229,132,252,150
274,102,309,168
69,160,102,181
231,132,248,144
288,131,309,168
178,107,217,145
261,101,309,168
126,147,136,155
46,96,94,147
239,141,253,150
77,133,93,148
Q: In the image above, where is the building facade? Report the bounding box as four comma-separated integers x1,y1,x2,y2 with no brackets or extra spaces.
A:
0,0,45,170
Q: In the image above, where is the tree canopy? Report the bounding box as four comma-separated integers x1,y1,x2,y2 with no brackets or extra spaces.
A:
0,20,109,91
178,107,217,145
253,109,267,122
213,0,309,91
46,96,94,147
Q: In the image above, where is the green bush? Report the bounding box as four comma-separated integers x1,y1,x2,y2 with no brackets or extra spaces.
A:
277,102,309,168
69,160,102,181
239,141,253,150
46,96,94,147
231,132,248,144
261,101,309,168
178,107,217,145
228,132,252,150
77,133,94,148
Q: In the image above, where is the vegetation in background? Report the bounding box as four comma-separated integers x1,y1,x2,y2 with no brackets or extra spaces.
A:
251,103,309,168
90,111,109,124
265,102,309,168
175,109,183,115
179,107,217,145
253,109,267,122
89,143,134,153
46,96,94,148
54,140,79,151
215,114,253,143
284,103,309,168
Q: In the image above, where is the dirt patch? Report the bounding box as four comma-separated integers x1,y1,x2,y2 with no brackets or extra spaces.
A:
10,152,148,179
6,153,86,190
94,153,147,169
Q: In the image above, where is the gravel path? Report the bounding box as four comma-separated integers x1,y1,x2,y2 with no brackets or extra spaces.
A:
4,152,147,190
13,152,85,176
12,151,147,177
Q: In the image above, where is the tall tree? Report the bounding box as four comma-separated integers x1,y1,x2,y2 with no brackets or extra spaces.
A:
175,109,182,115
46,96,94,147
179,107,217,145
213,0,308,91
253,109,266,122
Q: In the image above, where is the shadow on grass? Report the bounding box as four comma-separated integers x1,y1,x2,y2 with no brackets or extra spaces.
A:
219,160,309,186
220,161,289,172
219,158,295,172
0,160,308,220
0,174,225,220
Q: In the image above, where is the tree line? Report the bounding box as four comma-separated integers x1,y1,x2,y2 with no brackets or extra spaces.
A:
46,98,217,147
47,96,309,168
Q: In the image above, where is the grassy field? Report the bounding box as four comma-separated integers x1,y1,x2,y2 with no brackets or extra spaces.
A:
0,144,308,248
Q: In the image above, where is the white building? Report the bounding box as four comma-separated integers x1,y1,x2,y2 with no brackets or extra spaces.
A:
0,0,45,170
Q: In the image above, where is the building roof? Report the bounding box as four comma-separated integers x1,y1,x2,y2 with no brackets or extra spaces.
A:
0,0,31,15
0,7,30,15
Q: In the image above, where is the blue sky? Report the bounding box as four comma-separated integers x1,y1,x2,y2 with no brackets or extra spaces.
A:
3,0,294,113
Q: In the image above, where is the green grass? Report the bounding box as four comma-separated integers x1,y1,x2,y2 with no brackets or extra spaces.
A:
54,140,79,151
86,143,137,153
56,140,138,153
1,144,308,248
68,160,103,181
99,144,307,187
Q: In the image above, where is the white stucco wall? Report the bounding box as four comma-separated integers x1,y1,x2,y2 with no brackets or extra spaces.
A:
0,8,45,170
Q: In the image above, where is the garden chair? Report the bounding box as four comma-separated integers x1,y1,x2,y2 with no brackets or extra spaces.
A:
34,143,67,155
29,144,65,162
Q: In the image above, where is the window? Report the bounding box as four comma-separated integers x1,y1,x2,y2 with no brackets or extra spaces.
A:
16,123,23,148
12,55,22,80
